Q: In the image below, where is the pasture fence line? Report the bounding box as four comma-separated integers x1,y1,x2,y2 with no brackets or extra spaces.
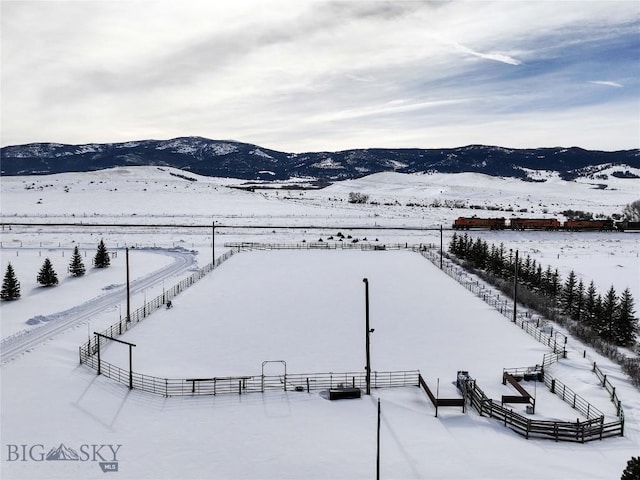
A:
78,347,420,397
593,362,625,424
79,248,239,363
542,373,605,421
417,248,566,356
224,241,432,251
77,242,625,442
460,378,622,442
418,247,625,431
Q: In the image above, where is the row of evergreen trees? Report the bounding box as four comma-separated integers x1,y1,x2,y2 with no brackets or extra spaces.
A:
1,240,111,301
449,233,638,347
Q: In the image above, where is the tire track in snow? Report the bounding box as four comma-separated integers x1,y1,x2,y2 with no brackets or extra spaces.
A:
0,248,196,364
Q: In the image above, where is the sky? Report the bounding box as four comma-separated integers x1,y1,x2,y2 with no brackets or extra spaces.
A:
1,0,639,152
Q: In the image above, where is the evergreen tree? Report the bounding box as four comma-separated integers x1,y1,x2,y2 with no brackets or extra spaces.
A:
572,280,585,322
521,255,533,286
584,281,598,328
449,232,458,255
621,456,640,480
1,263,21,300
614,288,638,345
486,244,502,277
542,265,555,296
37,258,59,287
593,294,603,334
560,270,578,316
599,286,618,341
93,239,111,268
69,245,86,277
550,268,561,298
534,264,543,291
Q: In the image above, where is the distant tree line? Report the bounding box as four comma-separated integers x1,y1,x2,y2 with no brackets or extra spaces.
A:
448,233,639,385
1,239,111,301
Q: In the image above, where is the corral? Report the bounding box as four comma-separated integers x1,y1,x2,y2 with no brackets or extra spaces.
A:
87,245,623,443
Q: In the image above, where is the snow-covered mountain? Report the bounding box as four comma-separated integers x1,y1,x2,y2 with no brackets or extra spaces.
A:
2,137,638,181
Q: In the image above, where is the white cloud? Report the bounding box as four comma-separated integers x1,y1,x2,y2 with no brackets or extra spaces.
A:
588,81,624,88
1,0,638,151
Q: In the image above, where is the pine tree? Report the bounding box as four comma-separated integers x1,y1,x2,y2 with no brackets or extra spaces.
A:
614,288,638,345
584,281,598,328
449,233,459,255
572,280,585,322
1,263,21,300
93,239,111,268
599,286,618,341
69,245,86,277
542,265,555,296
560,270,578,316
37,258,59,287
534,264,543,291
521,255,532,286
621,456,640,480
550,268,561,298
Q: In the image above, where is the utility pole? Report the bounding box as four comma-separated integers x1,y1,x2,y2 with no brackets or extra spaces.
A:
513,249,518,322
376,398,381,480
363,278,372,395
126,247,131,322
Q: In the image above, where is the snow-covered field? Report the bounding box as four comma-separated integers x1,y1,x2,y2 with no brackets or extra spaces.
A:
1,166,639,479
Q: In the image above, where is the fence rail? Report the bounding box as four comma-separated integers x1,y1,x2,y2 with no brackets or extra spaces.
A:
419,247,625,435
593,362,625,427
224,241,430,251
461,379,622,442
77,243,625,442
78,345,420,397
79,248,238,363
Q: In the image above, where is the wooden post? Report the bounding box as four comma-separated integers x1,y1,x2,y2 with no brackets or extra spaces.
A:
95,334,101,375
212,221,215,265
129,344,133,389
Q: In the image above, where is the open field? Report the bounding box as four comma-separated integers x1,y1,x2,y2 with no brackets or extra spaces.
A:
1,167,639,479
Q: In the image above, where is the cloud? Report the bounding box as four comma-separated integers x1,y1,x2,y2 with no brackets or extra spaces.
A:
589,80,624,88
451,42,523,66
1,0,638,151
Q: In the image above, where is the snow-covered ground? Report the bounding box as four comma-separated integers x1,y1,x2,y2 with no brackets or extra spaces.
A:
1,166,639,479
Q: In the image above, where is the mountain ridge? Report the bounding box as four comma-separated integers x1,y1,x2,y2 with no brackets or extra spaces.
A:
2,136,638,182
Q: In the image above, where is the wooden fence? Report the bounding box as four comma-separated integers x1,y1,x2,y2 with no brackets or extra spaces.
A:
461,378,622,442
593,362,625,426
418,374,465,417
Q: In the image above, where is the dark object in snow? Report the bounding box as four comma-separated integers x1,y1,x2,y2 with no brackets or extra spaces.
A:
328,386,361,400
166,300,172,309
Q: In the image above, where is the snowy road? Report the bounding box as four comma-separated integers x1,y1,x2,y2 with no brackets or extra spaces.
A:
0,248,196,364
